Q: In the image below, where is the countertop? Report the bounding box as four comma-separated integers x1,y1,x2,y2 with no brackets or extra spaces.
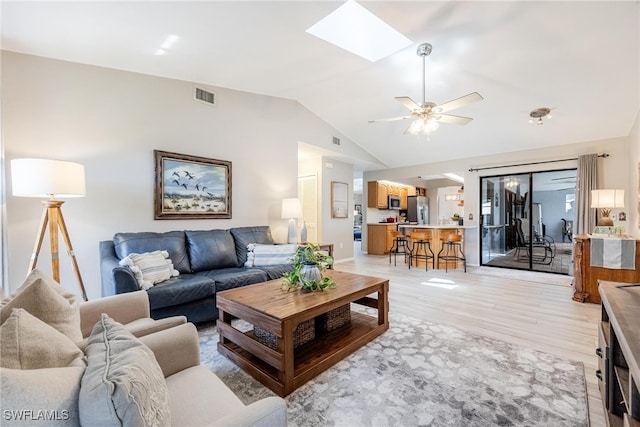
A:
367,223,478,229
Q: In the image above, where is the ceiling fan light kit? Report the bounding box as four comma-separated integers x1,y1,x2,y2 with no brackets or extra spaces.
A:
529,107,552,125
370,42,483,139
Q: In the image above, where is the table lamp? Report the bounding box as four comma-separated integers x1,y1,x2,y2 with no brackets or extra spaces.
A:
282,198,302,244
11,158,88,301
591,189,624,227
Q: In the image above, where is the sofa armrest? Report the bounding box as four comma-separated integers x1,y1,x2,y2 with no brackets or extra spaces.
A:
79,290,150,337
139,323,201,378
211,397,287,427
99,240,140,296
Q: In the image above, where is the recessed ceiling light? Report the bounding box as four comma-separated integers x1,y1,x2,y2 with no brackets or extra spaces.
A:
306,0,412,62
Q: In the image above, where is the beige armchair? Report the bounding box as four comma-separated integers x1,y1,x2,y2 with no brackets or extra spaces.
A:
140,323,288,426
79,290,186,339
83,291,287,426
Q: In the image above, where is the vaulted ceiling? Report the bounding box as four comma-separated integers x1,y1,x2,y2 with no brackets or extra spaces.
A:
2,1,639,172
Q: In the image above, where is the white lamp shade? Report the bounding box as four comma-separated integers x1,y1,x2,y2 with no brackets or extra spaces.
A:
11,158,86,198
590,189,624,208
281,198,302,219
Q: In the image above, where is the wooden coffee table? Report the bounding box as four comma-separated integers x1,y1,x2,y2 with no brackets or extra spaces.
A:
216,270,389,396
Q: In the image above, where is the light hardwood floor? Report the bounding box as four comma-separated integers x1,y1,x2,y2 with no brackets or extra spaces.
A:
335,242,604,426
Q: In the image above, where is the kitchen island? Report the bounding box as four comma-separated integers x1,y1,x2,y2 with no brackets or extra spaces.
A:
399,224,476,269
367,223,477,269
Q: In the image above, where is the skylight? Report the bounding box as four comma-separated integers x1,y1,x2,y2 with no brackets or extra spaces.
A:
306,0,412,62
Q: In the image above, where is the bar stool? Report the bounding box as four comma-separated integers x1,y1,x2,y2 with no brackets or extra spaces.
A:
389,230,410,266
437,232,467,273
409,231,435,271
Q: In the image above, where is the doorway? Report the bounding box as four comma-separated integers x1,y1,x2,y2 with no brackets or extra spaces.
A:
480,169,576,274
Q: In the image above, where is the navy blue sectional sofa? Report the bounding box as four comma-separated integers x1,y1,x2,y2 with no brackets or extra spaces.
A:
99,226,293,323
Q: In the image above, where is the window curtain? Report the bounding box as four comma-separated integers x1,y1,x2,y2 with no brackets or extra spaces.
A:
575,154,597,235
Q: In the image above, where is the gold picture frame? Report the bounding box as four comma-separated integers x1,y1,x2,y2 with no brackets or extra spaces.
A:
154,150,232,219
331,181,348,218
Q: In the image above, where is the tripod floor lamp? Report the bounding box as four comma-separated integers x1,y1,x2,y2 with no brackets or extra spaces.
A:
11,158,88,301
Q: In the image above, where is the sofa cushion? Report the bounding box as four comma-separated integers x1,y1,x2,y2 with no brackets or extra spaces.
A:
1,269,82,343
230,226,275,267
245,243,296,267
113,231,191,274
119,250,180,290
185,229,238,271
146,274,216,311
197,268,268,292
0,366,85,426
1,309,85,369
79,314,170,427
165,365,244,426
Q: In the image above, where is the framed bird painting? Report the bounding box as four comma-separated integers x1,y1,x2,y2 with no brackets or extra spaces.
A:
154,150,232,219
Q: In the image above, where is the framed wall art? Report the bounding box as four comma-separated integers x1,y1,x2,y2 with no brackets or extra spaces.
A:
331,181,348,218
154,150,231,219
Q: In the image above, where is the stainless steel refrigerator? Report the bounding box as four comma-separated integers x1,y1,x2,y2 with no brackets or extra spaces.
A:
407,196,429,224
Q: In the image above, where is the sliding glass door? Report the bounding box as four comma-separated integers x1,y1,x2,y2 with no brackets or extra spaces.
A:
480,169,576,274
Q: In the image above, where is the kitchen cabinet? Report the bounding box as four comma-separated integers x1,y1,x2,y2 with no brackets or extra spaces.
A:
415,187,427,197
368,181,415,209
367,224,396,255
367,181,389,208
399,187,408,209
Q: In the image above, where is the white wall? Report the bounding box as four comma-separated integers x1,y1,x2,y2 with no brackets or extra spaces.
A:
629,111,639,236
364,135,633,265
320,158,354,261
2,51,359,298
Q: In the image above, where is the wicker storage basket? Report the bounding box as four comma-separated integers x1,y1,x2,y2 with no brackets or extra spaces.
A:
317,304,351,333
254,318,315,350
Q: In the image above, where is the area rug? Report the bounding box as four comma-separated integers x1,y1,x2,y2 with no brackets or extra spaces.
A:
198,312,588,427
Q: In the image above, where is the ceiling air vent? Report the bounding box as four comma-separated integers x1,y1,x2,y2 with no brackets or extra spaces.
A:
194,87,216,106
332,137,341,146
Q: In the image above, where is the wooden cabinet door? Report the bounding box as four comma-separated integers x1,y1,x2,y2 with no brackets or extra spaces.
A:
367,181,377,208
386,226,395,252
377,183,388,208
400,187,408,209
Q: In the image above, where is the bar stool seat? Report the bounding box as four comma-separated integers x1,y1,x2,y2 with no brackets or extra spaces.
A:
437,233,467,272
409,231,435,271
389,230,410,266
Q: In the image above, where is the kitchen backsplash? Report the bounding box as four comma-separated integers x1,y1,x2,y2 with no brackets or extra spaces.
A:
366,208,400,223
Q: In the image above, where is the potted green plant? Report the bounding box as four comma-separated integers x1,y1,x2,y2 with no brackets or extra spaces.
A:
282,243,335,292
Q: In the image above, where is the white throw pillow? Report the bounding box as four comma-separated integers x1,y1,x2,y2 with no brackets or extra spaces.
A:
0,269,82,343
79,314,170,427
0,309,85,369
119,250,179,290
245,243,296,267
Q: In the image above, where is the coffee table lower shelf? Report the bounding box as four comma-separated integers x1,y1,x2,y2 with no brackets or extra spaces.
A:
217,311,386,396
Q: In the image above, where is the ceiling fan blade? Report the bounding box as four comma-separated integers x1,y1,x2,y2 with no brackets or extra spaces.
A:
368,116,413,123
436,114,473,125
435,92,483,113
395,96,421,111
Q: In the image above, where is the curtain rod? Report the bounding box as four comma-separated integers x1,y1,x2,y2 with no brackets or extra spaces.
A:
468,153,609,172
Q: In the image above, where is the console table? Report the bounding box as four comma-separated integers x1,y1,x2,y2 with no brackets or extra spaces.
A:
596,281,640,427
572,234,640,304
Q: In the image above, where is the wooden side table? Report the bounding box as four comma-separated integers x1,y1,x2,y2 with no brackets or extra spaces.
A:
572,234,640,304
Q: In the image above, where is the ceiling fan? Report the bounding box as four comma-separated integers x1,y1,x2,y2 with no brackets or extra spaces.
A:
369,43,483,137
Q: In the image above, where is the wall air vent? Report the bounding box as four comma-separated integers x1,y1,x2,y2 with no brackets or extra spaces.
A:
332,137,341,146
194,87,216,106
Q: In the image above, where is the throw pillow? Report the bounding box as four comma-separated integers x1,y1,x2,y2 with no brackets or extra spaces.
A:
245,243,296,267
119,250,179,290
0,366,85,426
0,269,82,343
79,314,170,427
1,309,85,370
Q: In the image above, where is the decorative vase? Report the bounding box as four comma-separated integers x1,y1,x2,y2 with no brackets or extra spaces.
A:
300,262,321,285
301,221,308,243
